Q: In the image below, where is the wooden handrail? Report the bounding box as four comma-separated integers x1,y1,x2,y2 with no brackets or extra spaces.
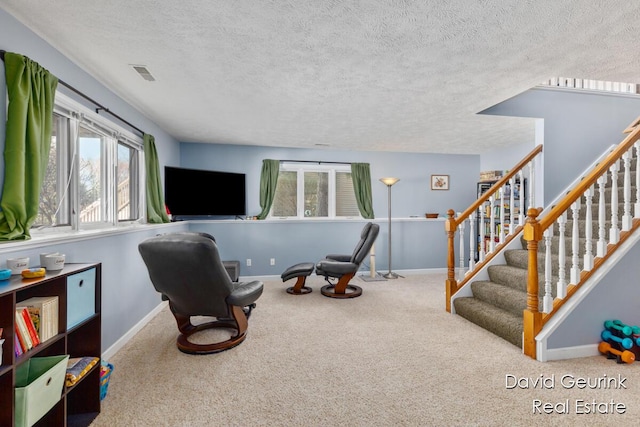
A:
522,117,640,359
453,144,543,227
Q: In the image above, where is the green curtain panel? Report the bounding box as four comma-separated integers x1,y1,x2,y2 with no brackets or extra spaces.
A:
351,162,375,219
0,52,58,240
256,159,280,219
144,134,170,223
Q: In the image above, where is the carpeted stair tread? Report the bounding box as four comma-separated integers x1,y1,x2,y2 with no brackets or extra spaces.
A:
453,297,523,347
470,280,526,316
505,249,570,277
487,265,527,292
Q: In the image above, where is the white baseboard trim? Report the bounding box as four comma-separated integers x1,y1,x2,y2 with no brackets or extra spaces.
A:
543,344,600,361
241,267,447,283
102,301,168,361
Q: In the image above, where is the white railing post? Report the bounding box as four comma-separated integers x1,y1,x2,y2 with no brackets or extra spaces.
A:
635,142,640,218
543,225,553,313
609,161,620,244
557,212,567,299
622,149,632,231
570,200,581,285
499,186,505,244
489,194,496,253
468,213,476,273
508,177,515,234
528,162,535,209
479,204,486,262
517,170,525,226
597,173,608,258
583,185,594,271
458,219,465,281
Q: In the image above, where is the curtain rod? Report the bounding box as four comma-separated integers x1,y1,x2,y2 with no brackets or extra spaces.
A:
0,50,145,137
280,160,352,165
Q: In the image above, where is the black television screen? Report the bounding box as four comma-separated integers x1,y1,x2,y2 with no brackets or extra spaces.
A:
164,166,246,217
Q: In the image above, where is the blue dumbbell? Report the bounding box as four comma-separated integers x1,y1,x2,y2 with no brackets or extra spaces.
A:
604,320,634,336
602,330,634,349
604,320,640,336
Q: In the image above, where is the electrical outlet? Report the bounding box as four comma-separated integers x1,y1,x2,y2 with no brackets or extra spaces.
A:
270,258,275,266
246,259,252,267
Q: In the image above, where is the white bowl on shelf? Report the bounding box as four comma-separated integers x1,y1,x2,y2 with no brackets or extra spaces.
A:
7,257,29,275
44,254,65,271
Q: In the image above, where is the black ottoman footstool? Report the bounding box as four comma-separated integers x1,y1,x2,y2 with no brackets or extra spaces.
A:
281,262,315,294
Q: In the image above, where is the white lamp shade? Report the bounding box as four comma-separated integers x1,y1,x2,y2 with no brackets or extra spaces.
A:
379,177,400,186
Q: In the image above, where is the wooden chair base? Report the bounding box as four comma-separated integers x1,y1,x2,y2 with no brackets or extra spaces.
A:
286,276,312,294
171,304,249,354
320,284,363,299
287,285,312,294
320,272,362,298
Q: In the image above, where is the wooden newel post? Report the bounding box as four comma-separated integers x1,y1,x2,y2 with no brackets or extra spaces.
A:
445,209,457,313
523,207,543,359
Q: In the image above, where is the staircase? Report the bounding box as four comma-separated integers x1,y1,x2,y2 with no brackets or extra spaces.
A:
445,118,640,359
453,176,627,347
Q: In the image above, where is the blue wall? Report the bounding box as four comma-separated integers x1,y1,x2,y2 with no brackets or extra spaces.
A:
0,7,182,353
482,88,640,204
180,143,479,219
179,143,480,273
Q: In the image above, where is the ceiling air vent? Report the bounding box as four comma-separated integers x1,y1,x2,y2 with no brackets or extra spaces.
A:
131,65,156,82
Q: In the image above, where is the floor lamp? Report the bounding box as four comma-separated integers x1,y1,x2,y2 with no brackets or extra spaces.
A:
380,177,400,279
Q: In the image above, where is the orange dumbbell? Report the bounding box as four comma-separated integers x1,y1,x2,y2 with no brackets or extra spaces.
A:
598,341,635,364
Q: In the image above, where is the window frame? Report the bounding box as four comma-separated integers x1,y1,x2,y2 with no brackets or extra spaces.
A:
269,162,362,220
32,92,145,235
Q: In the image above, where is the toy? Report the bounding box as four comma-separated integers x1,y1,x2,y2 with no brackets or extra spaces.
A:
604,320,640,336
21,268,46,279
601,330,634,349
598,341,635,364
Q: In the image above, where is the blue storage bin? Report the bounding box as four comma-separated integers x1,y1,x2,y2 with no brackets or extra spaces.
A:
67,268,96,328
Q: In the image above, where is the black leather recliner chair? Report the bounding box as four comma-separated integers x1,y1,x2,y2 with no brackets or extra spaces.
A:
315,222,380,298
138,232,263,354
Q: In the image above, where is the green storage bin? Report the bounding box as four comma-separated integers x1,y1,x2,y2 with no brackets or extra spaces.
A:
15,355,69,427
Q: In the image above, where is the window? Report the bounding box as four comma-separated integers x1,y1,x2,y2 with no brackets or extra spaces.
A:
33,93,144,231
271,163,361,219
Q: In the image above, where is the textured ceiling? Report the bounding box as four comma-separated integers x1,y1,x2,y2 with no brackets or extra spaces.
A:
3,1,640,154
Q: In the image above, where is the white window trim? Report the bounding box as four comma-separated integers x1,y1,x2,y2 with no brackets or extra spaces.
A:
31,92,146,236
270,162,361,220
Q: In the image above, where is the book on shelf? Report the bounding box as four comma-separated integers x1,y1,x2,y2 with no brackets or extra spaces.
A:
17,307,40,347
18,296,59,342
14,333,23,357
15,309,33,352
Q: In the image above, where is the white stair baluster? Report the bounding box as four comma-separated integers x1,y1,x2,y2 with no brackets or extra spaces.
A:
609,161,620,244
622,150,632,231
570,200,581,285
517,170,525,225
543,225,553,313
508,177,515,235
468,212,476,273
479,204,486,262
528,162,535,209
458,219,465,281
557,212,567,299
489,194,496,253
635,142,640,218
583,185,594,271
499,186,505,244
597,173,608,258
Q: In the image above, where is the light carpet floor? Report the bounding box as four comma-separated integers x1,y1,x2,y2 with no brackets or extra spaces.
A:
91,273,640,426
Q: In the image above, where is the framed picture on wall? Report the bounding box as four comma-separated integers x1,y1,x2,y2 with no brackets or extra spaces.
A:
431,174,449,190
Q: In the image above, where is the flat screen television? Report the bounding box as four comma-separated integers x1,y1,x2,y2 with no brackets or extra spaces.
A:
164,166,246,217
